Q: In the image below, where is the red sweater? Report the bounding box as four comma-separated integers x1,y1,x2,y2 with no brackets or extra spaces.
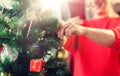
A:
64,17,120,76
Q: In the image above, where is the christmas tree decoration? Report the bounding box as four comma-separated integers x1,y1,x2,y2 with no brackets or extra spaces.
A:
0,44,18,63
0,45,3,52
0,0,71,76
30,59,45,72
56,47,69,61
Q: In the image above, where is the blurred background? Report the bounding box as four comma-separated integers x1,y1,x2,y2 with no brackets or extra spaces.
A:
68,0,120,19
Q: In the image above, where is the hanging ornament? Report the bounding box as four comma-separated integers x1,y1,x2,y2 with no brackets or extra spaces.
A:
0,44,18,63
8,46,19,62
0,45,3,52
56,47,69,61
56,39,69,61
30,59,46,72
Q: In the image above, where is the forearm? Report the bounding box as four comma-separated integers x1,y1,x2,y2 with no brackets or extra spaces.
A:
58,22,116,46
84,27,115,46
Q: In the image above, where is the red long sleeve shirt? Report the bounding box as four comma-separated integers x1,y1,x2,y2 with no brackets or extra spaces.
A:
64,17,120,76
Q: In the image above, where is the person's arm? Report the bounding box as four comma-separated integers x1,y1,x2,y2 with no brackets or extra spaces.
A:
58,23,115,46
84,27,115,46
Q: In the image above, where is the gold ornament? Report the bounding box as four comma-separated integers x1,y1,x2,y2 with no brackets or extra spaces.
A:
56,47,69,61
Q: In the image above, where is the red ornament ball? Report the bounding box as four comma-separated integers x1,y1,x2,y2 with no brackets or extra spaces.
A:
0,45,3,52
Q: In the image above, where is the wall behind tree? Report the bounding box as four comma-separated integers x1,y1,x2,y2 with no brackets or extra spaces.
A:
68,0,85,19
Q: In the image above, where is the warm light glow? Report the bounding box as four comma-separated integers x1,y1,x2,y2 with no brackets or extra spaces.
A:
42,0,68,10
26,0,71,20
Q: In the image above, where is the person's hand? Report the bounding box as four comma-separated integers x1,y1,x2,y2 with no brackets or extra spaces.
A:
66,16,84,25
58,22,86,39
57,20,67,45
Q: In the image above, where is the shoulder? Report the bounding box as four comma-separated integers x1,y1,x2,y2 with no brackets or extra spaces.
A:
109,17,120,24
83,17,120,28
83,18,110,26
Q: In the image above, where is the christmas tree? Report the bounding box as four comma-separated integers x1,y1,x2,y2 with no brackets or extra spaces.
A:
0,0,71,76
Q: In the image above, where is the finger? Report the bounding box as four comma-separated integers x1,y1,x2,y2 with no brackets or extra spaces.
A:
59,20,65,27
62,36,67,45
59,23,71,39
64,23,74,37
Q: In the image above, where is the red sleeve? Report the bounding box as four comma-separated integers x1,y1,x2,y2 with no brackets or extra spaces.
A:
82,20,89,26
82,20,94,27
64,36,79,56
110,25,120,51
84,18,120,51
